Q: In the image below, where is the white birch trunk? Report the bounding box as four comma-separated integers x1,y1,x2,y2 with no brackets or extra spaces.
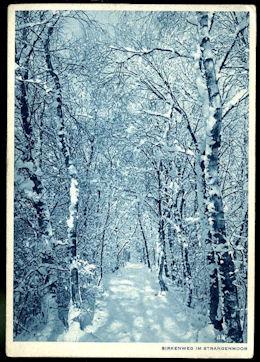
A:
198,12,242,342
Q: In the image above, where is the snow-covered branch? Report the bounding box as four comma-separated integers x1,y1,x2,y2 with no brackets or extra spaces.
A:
222,90,248,119
217,22,249,73
15,17,55,31
110,45,193,61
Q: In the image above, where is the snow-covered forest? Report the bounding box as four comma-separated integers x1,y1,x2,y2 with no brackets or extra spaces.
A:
13,9,249,343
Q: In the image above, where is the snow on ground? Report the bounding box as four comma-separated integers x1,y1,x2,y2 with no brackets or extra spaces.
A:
57,263,215,342
17,293,65,341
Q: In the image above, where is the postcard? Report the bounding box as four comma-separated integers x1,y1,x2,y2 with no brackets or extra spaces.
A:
6,3,255,358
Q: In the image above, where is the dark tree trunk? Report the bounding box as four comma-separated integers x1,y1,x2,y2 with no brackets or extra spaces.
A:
17,12,54,261
158,217,168,291
137,204,151,269
44,21,81,307
157,161,168,292
167,224,175,278
98,201,110,286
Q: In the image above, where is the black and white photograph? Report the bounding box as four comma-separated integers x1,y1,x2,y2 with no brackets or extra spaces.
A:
6,3,255,358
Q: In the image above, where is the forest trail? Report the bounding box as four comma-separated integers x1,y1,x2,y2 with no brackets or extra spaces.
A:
58,263,215,342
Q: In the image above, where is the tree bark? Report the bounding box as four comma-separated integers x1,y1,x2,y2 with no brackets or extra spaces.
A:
157,161,168,292
44,21,81,307
173,191,193,307
137,204,151,269
98,201,111,286
166,224,177,281
198,12,242,342
17,12,54,262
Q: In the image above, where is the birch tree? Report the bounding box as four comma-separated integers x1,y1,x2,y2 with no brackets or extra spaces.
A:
197,11,243,342
13,9,250,343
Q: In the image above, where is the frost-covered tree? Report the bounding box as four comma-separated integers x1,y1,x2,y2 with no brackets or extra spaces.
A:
13,9,250,343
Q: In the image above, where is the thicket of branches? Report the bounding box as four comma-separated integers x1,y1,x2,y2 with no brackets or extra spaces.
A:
13,10,249,342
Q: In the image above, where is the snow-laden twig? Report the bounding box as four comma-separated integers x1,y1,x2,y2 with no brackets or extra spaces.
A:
109,45,193,61
222,90,248,119
217,22,249,73
15,16,55,31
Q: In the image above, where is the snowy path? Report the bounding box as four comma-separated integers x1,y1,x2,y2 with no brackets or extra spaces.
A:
58,263,215,342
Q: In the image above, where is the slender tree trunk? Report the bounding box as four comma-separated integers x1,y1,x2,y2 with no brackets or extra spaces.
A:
163,168,174,279
17,13,54,262
137,204,151,269
114,228,120,272
173,202,193,307
157,161,168,292
98,201,111,286
183,244,193,307
171,164,193,306
44,22,81,307
166,224,176,281
157,222,168,292
198,12,242,342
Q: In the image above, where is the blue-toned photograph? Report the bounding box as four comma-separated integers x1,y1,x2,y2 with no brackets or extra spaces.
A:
13,8,250,344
